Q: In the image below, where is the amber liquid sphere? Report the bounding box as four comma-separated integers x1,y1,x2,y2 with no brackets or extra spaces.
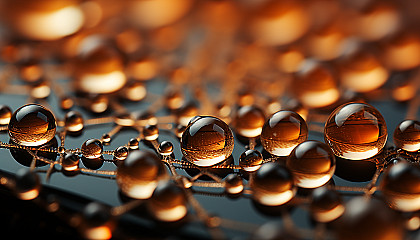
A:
8,103,56,147
324,102,387,160
310,187,344,223
233,105,265,138
73,37,126,94
287,141,335,188
336,197,404,240
292,65,340,108
147,181,188,222
261,110,308,157
381,161,420,212
0,105,12,125
116,150,167,199
81,139,103,159
239,149,263,172
393,120,420,152
181,116,234,167
250,163,296,206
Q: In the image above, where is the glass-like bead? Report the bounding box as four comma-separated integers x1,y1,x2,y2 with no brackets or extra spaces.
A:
81,139,103,159
381,161,420,212
81,202,113,240
336,197,404,240
239,149,263,172
250,163,296,206
158,141,174,156
147,181,188,222
181,116,234,167
143,125,159,141
114,146,129,161
64,111,84,132
292,65,339,108
116,150,167,199
0,105,12,125
8,103,56,147
233,105,265,138
310,187,343,223
393,120,420,152
261,110,308,156
62,153,80,172
15,168,40,200
324,102,387,160
286,141,335,188
225,173,244,195
128,138,139,150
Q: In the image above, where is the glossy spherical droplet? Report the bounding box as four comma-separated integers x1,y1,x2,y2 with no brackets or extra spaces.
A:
250,163,296,206
114,113,135,127
114,146,129,161
128,138,139,150
81,202,113,240
116,150,167,199
381,161,420,212
225,173,244,195
176,102,199,127
30,81,51,99
0,105,12,125
381,32,420,71
2,1,84,41
62,153,80,171
181,116,234,167
310,187,343,223
73,36,126,94
147,181,188,222
249,0,309,46
292,65,339,108
239,149,263,172
336,197,404,240
122,82,146,102
158,141,174,156
234,105,265,138
64,111,84,132
15,168,40,200
324,102,387,160
8,103,56,147
143,125,159,141
393,120,420,152
81,139,103,159
101,134,111,144
338,51,388,93
60,96,74,110
261,110,308,157
287,141,335,188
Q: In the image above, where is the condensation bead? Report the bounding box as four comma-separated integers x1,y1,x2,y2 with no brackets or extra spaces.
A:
116,150,167,199
324,102,387,160
0,105,12,125
310,187,343,223
250,163,296,206
2,1,84,41
62,153,80,171
136,111,158,126
60,96,74,110
122,82,146,102
114,113,135,127
239,149,263,172
338,51,388,93
143,125,159,141
158,141,174,156
147,181,188,222
30,81,51,99
89,95,109,114
393,120,420,152
81,139,103,159
73,36,126,94
181,116,234,167
225,173,244,195
292,65,339,108
64,111,84,132
287,141,335,188
8,103,57,147
15,168,40,200
261,110,308,157
101,134,111,144
128,138,139,150
114,146,129,161
81,202,113,240
381,161,420,212
249,0,309,46
233,105,265,138
176,102,199,127
336,197,404,240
